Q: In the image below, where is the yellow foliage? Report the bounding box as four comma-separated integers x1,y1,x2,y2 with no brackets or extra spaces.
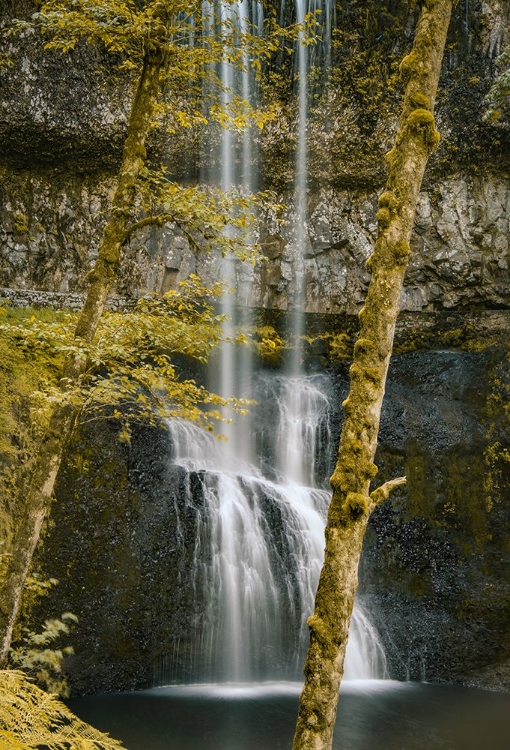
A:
0,669,125,749
4,0,310,138
253,325,285,363
0,307,67,552
0,276,255,445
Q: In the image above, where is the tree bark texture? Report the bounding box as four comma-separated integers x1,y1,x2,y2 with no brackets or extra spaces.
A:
0,46,168,664
291,2,453,749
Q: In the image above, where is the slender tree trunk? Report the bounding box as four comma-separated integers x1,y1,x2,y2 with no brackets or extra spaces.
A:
292,2,453,748
0,46,168,665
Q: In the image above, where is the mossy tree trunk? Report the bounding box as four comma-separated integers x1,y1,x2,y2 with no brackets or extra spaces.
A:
0,44,168,665
292,2,453,749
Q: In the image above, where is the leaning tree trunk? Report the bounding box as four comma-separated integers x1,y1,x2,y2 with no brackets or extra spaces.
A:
292,2,453,749
0,45,168,665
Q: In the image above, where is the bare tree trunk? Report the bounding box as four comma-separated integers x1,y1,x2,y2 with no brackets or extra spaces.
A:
292,2,453,748
0,46,168,665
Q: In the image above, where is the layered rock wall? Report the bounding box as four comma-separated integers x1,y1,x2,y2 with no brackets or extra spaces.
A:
1,170,509,312
28,330,510,696
1,0,508,313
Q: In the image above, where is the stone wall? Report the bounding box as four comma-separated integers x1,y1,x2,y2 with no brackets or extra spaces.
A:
1,171,509,313
0,286,133,311
28,325,510,696
0,0,508,314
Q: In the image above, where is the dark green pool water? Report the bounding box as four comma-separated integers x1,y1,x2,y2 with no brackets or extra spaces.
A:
68,680,510,750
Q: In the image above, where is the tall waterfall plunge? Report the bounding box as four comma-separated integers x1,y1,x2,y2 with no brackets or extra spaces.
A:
157,2,386,687
203,0,263,466
163,373,387,685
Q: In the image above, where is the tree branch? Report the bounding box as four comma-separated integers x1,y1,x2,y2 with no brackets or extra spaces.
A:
124,214,204,254
369,476,407,509
123,213,175,243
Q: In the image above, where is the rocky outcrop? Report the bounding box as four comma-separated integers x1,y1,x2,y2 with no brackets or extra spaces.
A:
1,171,509,312
0,1,508,313
26,323,510,696
0,1,131,169
255,175,510,313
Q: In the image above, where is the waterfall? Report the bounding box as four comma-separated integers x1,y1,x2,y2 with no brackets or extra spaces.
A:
159,3,387,686
275,0,337,490
290,0,308,367
163,373,387,684
275,374,331,486
206,0,262,467
288,0,337,342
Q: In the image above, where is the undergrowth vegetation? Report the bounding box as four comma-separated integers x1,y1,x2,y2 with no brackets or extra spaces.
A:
0,669,125,749
0,306,64,556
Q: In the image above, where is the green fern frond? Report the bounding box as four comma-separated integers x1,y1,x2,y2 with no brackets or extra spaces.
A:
0,669,125,749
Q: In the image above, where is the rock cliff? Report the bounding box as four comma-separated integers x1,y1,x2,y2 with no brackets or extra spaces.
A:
28,326,510,696
1,0,508,312
1,0,509,697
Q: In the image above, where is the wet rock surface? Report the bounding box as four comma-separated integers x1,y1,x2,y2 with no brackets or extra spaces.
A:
29,334,510,696
359,346,510,691
40,423,202,695
1,1,509,313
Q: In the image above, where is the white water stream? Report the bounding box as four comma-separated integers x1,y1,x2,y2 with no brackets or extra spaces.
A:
166,374,387,684
207,0,262,466
167,2,386,686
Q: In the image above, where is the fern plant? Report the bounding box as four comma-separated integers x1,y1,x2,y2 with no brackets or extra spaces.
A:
10,611,78,697
0,669,125,749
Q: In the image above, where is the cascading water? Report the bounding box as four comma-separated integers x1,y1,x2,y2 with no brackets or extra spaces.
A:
275,374,331,486
290,0,308,362
287,0,337,342
276,0,337,496
206,0,262,466
163,373,387,685
163,1,387,687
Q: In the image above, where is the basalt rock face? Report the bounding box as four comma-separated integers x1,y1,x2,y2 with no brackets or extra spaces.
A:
33,421,205,695
255,176,510,314
1,171,509,312
0,1,509,312
0,169,166,297
27,329,510,696
360,343,510,692
3,0,510,698
0,1,131,169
